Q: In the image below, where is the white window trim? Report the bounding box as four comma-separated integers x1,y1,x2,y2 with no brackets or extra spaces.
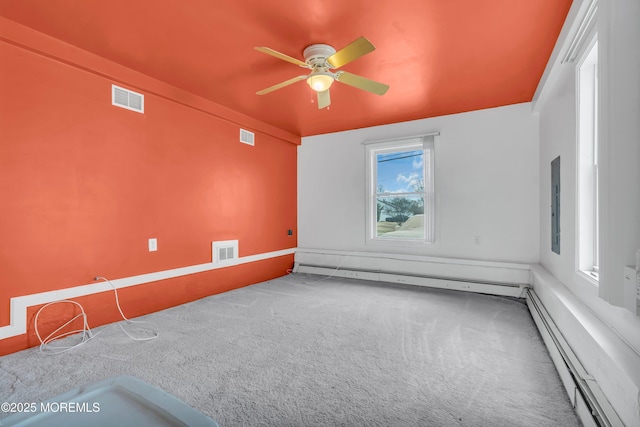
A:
575,34,599,285
364,134,439,248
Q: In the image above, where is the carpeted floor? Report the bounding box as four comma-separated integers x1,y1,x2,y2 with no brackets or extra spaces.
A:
0,274,581,426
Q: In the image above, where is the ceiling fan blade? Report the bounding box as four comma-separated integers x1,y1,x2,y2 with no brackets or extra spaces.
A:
256,75,307,95
255,47,309,68
335,71,389,95
326,36,375,69
317,89,331,109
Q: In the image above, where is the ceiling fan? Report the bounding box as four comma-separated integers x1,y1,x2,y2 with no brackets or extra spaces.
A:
255,37,389,109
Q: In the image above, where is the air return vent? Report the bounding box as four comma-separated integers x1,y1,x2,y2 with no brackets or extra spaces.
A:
212,240,239,265
219,246,234,261
240,129,255,146
112,84,144,113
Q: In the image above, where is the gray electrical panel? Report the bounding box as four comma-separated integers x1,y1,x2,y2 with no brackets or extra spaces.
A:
551,156,560,254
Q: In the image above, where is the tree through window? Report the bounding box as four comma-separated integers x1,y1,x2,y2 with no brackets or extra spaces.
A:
366,135,435,243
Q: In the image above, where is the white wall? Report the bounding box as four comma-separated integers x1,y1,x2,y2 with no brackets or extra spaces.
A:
298,103,540,264
534,0,640,424
597,0,640,307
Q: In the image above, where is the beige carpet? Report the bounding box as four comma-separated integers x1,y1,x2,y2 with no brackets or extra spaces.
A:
0,274,580,426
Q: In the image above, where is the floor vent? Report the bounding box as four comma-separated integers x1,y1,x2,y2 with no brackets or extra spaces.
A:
112,85,144,113
212,240,239,265
240,129,255,146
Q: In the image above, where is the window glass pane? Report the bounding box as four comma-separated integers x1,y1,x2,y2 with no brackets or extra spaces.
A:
366,137,435,246
376,150,423,194
577,40,599,280
376,195,425,240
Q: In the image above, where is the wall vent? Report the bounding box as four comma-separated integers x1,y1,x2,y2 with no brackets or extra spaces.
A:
218,246,234,261
212,240,239,265
112,84,144,113
240,129,255,146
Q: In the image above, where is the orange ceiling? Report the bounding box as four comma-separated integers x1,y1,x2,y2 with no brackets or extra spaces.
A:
0,0,572,137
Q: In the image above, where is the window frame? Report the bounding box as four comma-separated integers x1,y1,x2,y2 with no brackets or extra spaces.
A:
576,36,599,285
365,134,437,248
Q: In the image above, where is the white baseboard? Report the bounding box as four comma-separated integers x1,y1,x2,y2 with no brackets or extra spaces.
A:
530,264,640,427
527,288,618,427
294,248,531,298
0,248,295,340
295,264,528,298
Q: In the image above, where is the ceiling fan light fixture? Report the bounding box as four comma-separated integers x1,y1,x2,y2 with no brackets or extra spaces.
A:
307,74,334,92
255,37,388,106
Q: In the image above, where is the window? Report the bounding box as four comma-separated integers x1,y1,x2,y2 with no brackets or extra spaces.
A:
577,40,599,282
365,135,435,245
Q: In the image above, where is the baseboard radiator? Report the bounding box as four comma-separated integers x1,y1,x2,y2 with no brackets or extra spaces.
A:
294,263,529,298
526,289,624,427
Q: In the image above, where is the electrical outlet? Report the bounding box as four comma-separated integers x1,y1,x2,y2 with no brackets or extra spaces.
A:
473,235,481,245
148,238,157,252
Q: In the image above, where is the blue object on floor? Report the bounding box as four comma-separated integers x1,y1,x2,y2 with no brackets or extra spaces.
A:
0,375,218,427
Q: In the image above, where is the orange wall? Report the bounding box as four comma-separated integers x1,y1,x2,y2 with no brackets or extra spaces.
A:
0,22,298,355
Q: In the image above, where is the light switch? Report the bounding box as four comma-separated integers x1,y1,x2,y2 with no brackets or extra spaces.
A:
148,238,157,252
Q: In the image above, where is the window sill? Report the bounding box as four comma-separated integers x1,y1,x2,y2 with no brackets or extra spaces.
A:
576,269,599,287
366,237,440,249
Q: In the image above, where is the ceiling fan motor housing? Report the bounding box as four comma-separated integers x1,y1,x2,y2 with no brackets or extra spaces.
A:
303,44,336,69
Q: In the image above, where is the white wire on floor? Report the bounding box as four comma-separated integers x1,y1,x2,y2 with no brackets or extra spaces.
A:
34,276,158,355
34,300,94,355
